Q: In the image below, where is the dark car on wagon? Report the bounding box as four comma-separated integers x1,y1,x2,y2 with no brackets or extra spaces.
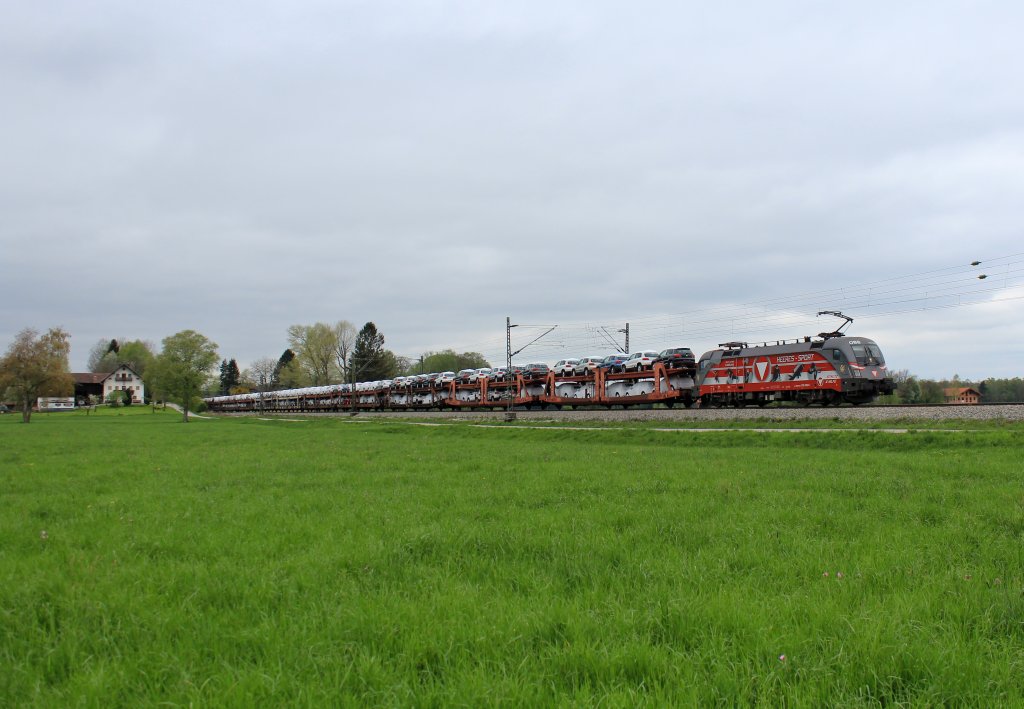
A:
655,347,696,369
525,362,551,379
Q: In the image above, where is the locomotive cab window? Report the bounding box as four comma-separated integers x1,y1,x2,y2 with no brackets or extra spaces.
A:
851,343,884,366
832,349,843,361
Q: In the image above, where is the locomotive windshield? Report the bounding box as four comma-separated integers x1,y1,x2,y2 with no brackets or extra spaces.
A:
851,342,885,366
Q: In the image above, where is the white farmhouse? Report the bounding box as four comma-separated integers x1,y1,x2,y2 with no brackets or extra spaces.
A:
102,364,145,403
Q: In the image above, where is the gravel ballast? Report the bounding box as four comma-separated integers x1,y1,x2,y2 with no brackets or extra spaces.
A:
248,405,1024,424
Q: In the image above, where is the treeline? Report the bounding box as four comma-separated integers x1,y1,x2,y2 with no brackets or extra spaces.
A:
222,321,490,395
2,321,494,422
877,370,1024,404
1,327,217,423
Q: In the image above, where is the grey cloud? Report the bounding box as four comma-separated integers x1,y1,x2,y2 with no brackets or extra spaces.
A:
2,1,1023,377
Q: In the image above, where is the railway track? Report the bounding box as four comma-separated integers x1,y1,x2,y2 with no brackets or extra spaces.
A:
241,404,1024,423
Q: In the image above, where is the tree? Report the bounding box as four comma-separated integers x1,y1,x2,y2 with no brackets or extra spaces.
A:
350,322,395,381
271,348,309,389
898,376,921,404
149,330,219,423
333,320,356,379
117,340,156,376
419,349,491,374
272,349,295,388
390,353,412,376
0,327,74,423
917,379,945,404
978,377,1024,403
245,357,278,391
241,357,278,408
287,322,344,385
879,368,920,405
219,358,240,395
87,338,119,372
87,337,155,376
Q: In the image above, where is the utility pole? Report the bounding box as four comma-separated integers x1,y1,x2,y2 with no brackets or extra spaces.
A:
350,355,357,416
506,316,516,420
505,317,556,420
600,323,630,353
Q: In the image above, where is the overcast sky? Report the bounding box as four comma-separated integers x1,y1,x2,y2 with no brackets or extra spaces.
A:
2,1,1022,379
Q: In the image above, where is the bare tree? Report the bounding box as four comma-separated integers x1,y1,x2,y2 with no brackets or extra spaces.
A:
86,338,119,372
245,357,278,391
334,320,356,379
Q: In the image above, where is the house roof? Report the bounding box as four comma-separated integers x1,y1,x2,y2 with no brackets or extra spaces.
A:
71,365,142,385
944,387,980,397
103,364,141,381
72,372,108,385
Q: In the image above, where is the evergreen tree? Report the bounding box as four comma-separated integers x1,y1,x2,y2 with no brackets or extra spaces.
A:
272,349,295,388
219,358,241,394
350,322,392,382
227,359,240,392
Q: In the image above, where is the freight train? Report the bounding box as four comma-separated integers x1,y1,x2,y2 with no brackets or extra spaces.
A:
204,313,895,413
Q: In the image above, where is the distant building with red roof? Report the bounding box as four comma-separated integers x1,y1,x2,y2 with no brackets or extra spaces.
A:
943,387,981,405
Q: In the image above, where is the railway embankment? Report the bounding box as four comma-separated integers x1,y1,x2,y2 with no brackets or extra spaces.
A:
240,404,1024,423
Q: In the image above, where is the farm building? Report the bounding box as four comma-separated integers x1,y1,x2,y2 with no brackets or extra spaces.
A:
72,365,145,404
943,387,981,405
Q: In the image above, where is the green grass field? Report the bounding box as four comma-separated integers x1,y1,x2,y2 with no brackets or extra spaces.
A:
2,408,1023,706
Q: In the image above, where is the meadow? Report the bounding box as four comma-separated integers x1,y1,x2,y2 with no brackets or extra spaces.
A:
2,408,1023,706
